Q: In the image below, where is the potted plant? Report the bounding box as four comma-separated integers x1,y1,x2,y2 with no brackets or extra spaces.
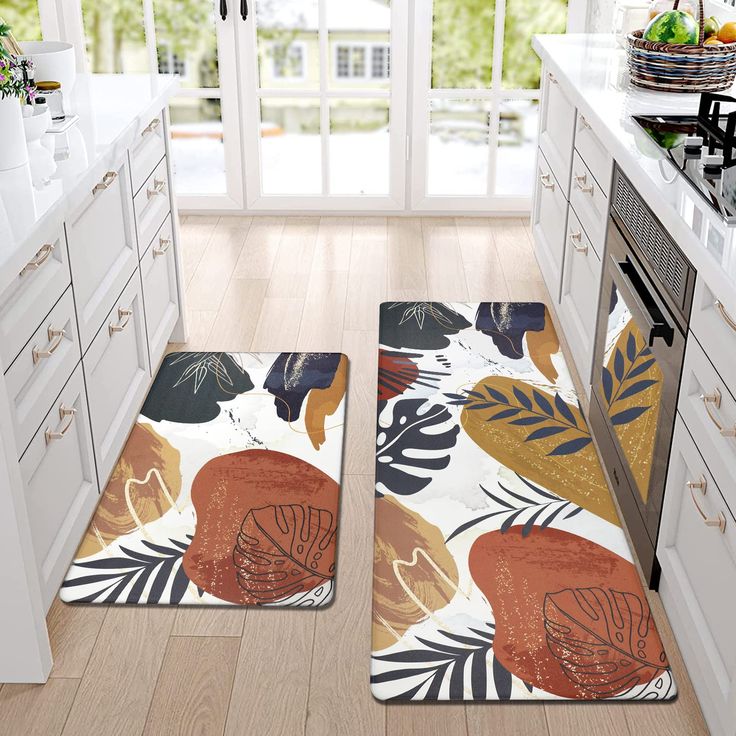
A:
0,21,33,171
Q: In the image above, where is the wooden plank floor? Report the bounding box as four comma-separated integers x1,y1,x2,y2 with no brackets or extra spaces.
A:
0,216,708,736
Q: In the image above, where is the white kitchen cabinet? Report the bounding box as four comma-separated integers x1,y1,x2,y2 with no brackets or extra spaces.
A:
532,151,568,302
538,68,576,194
84,272,150,489
557,208,602,387
133,156,171,259
19,365,98,611
129,113,166,195
569,151,608,258
574,111,613,192
658,419,736,736
66,157,138,352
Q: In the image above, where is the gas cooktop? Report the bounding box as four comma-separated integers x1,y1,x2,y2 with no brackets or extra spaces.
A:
633,93,736,225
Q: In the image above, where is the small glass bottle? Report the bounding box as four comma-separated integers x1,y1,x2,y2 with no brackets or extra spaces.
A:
36,81,65,122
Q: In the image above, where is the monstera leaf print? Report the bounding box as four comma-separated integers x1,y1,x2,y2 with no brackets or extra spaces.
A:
378,350,449,401
475,302,560,382
544,587,672,698
371,623,515,701
379,302,471,350
601,319,663,502
233,503,336,604
61,536,195,604
454,376,619,526
376,398,460,496
141,352,254,424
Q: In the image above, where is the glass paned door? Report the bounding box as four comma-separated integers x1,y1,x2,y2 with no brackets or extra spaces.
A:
237,0,407,210
411,0,567,212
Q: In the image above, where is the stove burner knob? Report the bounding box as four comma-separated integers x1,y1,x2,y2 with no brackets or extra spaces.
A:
684,135,704,157
704,153,724,179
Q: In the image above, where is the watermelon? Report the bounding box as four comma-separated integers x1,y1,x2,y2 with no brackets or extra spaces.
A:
643,10,699,44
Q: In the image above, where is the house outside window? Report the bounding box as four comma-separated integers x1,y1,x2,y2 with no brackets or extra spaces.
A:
335,43,390,80
271,41,307,80
157,46,187,78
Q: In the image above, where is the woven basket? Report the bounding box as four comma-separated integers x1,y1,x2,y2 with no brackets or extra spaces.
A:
627,0,736,92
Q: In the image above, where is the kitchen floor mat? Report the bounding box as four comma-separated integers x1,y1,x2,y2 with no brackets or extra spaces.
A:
62,351,347,607
371,302,676,701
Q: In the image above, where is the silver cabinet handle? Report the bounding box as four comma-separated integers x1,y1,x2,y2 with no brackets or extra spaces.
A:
700,388,736,438
569,231,588,254
92,171,117,195
548,71,557,84
539,173,555,190
715,300,736,332
147,178,166,200
21,243,54,276
108,307,133,336
45,405,77,444
579,115,590,130
141,118,161,136
688,477,726,533
574,172,594,194
32,326,66,364
153,236,172,257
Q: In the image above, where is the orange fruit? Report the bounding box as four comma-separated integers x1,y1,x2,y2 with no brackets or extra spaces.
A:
705,37,724,46
718,21,736,43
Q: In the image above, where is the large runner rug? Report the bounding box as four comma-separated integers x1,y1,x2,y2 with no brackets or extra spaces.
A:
371,302,675,701
62,351,347,607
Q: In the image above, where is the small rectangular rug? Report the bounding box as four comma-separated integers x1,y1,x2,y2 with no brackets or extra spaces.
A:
371,302,676,701
61,351,347,607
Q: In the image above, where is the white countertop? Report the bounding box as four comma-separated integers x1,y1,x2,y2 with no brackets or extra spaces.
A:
533,34,736,314
0,73,179,294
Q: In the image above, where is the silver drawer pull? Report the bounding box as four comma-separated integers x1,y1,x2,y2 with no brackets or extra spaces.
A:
153,237,172,257
715,300,736,333
548,71,557,84
141,118,161,136
146,178,166,199
579,115,590,129
539,173,555,190
700,388,736,438
109,307,133,336
32,326,66,364
574,173,594,194
21,243,54,276
568,231,588,253
92,171,117,195
689,481,726,533
45,405,77,444
686,476,708,493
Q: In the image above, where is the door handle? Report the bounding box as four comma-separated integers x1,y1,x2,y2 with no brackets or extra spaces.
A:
220,0,227,20
240,0,248,20
45,405,77,444
21,243,54,276
109,307,133,336
32,326,66,364
700,389,736,438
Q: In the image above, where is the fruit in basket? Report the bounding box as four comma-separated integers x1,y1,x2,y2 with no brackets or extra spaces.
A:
648,0,694,20
705,36,724,46
643,10,699,44
718,21,736,43
704,16,720,37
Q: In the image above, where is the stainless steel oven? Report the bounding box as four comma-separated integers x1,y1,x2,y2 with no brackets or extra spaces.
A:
589,167,696,588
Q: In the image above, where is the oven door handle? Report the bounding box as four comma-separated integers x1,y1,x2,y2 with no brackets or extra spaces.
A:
610,256,675,347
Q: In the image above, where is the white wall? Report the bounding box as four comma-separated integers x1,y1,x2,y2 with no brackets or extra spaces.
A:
585,0,736,33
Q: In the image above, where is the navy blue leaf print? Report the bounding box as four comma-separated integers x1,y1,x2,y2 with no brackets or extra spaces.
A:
532,389,554,417
525,425,568,442
488,407,522,420
627,357,656,380
547,436,593,456
465,402,497,410
617,379,658,402
601,366,613,404
626,331,636,362
513,386,533,410
493,658,512,700
466,390,485,399
509,415,547,426
444,392,468,401
610,405,651,425
554,392,578,427
614,348,624,382
484,385,509,404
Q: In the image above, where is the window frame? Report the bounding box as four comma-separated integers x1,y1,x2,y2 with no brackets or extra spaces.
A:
332,41,390,82
270,39,308,82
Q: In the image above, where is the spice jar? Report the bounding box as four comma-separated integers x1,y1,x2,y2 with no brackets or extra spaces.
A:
36,80,65,122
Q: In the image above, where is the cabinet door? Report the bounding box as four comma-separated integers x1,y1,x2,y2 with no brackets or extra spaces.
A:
133,157,171,259
19,364,98,611
569,151,608,257
140,215,179,368
84,273,150,489
129,112,165,195
532,150,567,302
66,158,138,352
538,67,576,195
658,419,736,736
558,207,602,388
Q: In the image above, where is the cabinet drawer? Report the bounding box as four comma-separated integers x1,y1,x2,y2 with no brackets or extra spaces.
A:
532,149,568,302
129,112,166,195
574,112,613,194
140,215,179,367
558,208,602,387
66,158,138,353
5,288,80,457
679,335,736,507
19,364,98,611
84,273,150,488
539,68,576,199
134,157,171,260
658,419,736,735
569,151,608,257
0,222,70,370
689,277,736,392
